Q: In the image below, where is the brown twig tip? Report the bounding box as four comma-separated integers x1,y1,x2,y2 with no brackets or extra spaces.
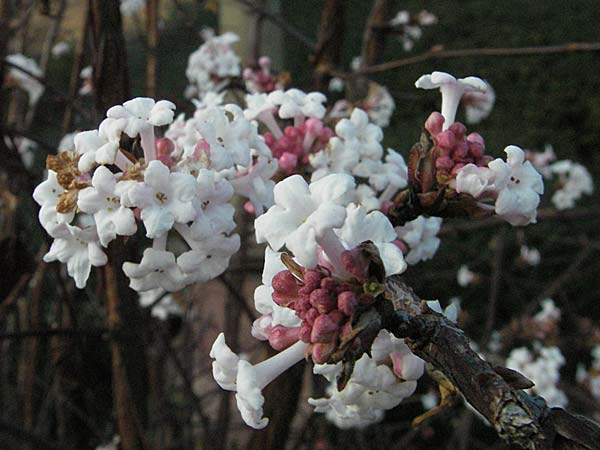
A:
381,276,600,450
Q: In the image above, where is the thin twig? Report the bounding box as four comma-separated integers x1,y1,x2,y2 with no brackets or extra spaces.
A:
0,328,107,340
483,229,506,344
352,42,600,75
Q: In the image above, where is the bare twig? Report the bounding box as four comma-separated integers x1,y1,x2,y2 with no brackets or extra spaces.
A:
145,0,159,97
483,230,507,344
311,0,345,90
382,277,600,450
353,42,600,75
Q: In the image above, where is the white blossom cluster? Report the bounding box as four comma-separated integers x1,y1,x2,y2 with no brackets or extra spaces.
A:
505,344,568,408
185,29,241,99
5,54,44,107
310,108,408,211
34,97,275,291
308,330,424,428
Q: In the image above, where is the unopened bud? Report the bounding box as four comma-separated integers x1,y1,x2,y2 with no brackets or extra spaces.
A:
425,112,444,137
341,247,370,281
337,291,358,316
310,314,339,343
269,325,300,350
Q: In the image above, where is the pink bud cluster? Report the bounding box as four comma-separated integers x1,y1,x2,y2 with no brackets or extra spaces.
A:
269,249,377,364
425,112,492,181
243,56,281,94
264,118,333,176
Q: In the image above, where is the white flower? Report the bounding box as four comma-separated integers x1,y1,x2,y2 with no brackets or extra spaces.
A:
229,155,277,215
336,108,383,161
210,333,308,429
122,248,186,292
534,299,560,324
337,204,407,276
463,81,495,124
32,171,74,237
44,224,107,288
138,288,182,320
51,41,70,57
191,91,225,110
546,160,593,210
268,89,327,121
493,146,544,226
6,54,44,106
520,245,541,266
456,146,544,226
120,0,146,16
190,169,236,239
58,132,77,152
426,300,459,323
128,160,197,238
456,265,476,287
74,129,112,172
415,71,487,129
106,97,176,133
77,166,137,247
255,174,355,268
395,216,442,265
506,345,567,408
309,330,422,429
364,84,395,128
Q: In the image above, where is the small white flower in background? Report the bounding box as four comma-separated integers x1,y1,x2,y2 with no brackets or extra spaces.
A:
457,265,476,287
192,91,225,110
185,29,241,98
545,160,593,210
519,245,541,266
138,288,182,320
51,41,71,57
94,436,120,450
363,83,396,128
5,54,44,107
527,144,557,174
390,10,437,52
43,224,107,289
267,89,327,122
534,299,560,324
210,333,308,429
120,0,146,17
395,216,442,265
462,80,495,124
415,71,487,129
506,345,568,408
328,77,345,93
79,66,93,96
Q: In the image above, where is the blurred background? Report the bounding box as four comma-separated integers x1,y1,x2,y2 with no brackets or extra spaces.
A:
1,1,599,449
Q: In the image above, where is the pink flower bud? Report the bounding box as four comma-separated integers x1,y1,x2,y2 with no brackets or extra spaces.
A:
467,132,485,158
243,201,255,215
320,277,336,291
278,152,298,173
380,201,394,215
341,247,370,281
269,325,300,350
305,307,319,326
319,127,334,142
337,291,358,316
299,321,312,343
328,309,345,325
435,156,454,170
156,138,175,157
272,270,299,306
284,126,300,139
310,288,336,314
258,56,271,68
301,269,323,292
310,314,339,343
448,122,466,139
305,118,324,136
452,141,469,160
392,239,408,255
425,112,444,137
450,163,466,177
436,130,456,151
243,67,254,80
193,139,211,160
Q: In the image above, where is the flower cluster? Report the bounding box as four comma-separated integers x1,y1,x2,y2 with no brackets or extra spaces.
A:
185,29,241,99
34,97,275,290
210,173,421,429
389,9,438,51
243,56,288,94
506,345,567,408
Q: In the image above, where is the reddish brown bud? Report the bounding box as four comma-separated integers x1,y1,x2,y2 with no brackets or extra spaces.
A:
337,291,358,317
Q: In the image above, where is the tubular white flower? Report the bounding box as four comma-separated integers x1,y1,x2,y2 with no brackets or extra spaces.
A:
337,204,407,276
32,170,74,237
415,71,487,130
43,224,107,289
210,333,308,429
395,216,443,265
122,246,187,292
463,81,495,124
255,174,355,268
77,166,137,247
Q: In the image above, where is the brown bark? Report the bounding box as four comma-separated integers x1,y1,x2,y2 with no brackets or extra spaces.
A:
360,0,392,67
381,277,600,450
311,0,345,91
145,0,159,97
